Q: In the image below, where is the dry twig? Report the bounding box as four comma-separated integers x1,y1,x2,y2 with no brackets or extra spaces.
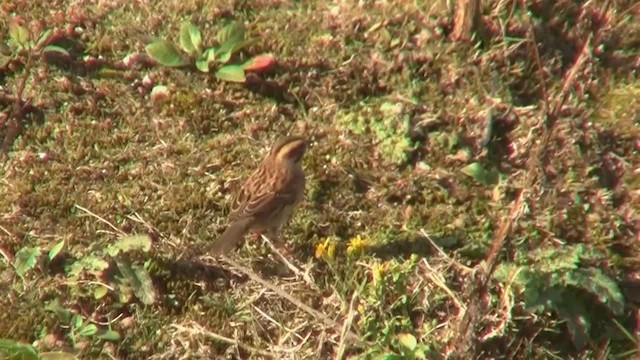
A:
171,323,277,358
261,234,319,290
218,255,363,345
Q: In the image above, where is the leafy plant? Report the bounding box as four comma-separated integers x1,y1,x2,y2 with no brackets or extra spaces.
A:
45,299,121,346
65,234,157,305
0,338,78,360
1,21,69,67
12,240,67,281
1,21,72,153
145,20,275,82
374,333,431,360
494,244,625,349
13,246,40,279
358,256,422,353
11,235,155,305
113,258,156,305
461,162,503,186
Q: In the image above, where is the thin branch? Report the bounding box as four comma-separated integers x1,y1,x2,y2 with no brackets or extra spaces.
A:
336,292,358,360
0,224,15,263
217,255,364,345
261,234,319,290
420,258,466,313
1,50,35,154
0,246,11,264
548,0,611,120
171,323,276,358
420,229,473,274
519,0,550,115
74,204,126,236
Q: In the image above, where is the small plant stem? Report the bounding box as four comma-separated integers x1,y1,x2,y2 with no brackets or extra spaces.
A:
2,51,34,154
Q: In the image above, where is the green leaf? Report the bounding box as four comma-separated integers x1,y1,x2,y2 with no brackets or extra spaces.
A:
93,285,109,299
40,352,80,360
106,234,152,257
373,355,404,360
48,240,65,261
215,50,231,64
179,22,201,55
65,255,109,281
116,259,156,305
215,65,245,83
132,265,156,305
72,314,83,329
95,330,121,341
45,299,74,323
77,323,98,337
216,21,245,50
565,268,625,315
534,245,594,276
216,38,258,64
195,57,210,72
0,339,40,360
36,29,52,48
42,45,70,57
413,347,427,360
397,333,417,351
179,23,194,54
8,23,30,49
522,283,553,312
461,162,500,186
448,132,461,150
145,39,188,67
116,282,133,304
189,24,202,53
14,246,40,277
554,299,590,350
205,47,217,61
195,47,217,73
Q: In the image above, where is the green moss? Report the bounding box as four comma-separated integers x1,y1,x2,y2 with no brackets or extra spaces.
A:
336,100,414,164
593,81,640,137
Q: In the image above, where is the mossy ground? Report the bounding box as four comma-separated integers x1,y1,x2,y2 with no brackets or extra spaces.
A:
1,0,639,359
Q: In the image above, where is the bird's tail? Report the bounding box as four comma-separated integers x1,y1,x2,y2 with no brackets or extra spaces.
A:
210,219,251,255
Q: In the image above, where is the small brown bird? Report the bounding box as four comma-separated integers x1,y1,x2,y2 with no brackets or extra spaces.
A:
210,135,308,255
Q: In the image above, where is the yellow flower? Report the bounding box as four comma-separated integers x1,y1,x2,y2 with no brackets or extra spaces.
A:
346,235,367,257
315,237,336,260
314,241,326,259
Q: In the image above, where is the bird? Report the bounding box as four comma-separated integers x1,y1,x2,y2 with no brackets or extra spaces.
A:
210,135,308,255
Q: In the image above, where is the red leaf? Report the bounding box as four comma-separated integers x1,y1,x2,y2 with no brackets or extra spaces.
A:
242,54,275,72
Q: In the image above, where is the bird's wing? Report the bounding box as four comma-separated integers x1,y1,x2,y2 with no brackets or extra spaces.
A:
229,168,296,223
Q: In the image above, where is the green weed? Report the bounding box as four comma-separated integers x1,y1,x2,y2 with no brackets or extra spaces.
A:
0,338,78,360
494,244,625,350
145,20,274,82
1,22,69,68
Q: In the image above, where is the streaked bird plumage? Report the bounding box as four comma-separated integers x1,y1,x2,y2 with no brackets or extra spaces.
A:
210,135,307,255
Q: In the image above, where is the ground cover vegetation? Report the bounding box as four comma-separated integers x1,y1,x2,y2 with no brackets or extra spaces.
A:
1,0,639,359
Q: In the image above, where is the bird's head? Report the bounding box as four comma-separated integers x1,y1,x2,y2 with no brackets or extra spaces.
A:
270,135,307,165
